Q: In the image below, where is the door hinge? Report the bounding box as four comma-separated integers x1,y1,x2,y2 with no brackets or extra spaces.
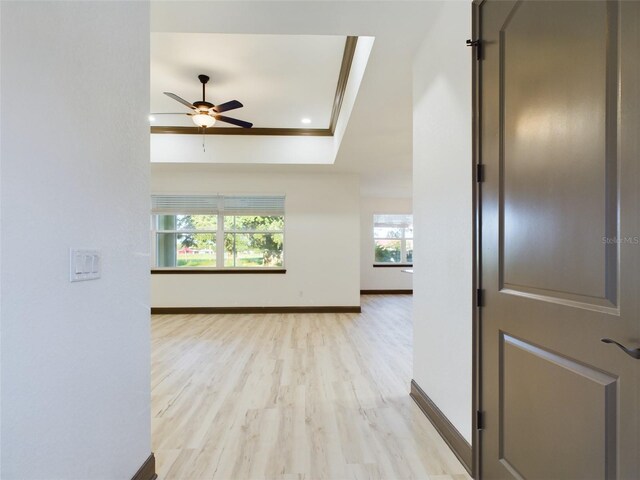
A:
476,164,485,183
466,38,482,60
476,288,485,307
476,410,485,430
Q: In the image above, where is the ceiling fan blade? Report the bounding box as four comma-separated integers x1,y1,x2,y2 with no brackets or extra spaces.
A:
215,115,253,128
212,100,243,113
150,112,190,115
163,92,196,110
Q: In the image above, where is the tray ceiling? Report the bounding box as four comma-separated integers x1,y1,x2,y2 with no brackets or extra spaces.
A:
151,33,346,129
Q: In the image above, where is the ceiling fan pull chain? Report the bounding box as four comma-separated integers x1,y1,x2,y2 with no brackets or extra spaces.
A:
202,127,206,153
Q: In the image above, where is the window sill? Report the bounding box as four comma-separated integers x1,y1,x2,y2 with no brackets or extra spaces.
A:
151,269,286,275
372,264,413,268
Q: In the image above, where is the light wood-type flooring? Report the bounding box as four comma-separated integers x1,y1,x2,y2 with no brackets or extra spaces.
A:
152,295,470,480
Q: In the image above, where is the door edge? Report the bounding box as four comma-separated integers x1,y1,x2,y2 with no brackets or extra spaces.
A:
471,0,485,478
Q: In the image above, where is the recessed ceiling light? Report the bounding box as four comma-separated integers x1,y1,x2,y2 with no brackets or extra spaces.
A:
148,115,156,122
301,118,311,124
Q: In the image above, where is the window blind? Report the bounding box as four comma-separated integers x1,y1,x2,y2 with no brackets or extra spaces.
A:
151,194,285,215
151,195,220,214
223,195,285,216
373,214,412,228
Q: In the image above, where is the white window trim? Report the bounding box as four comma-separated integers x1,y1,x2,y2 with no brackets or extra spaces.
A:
373,214,413,265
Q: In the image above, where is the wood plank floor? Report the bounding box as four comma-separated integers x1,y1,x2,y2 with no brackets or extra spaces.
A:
151,295,470,480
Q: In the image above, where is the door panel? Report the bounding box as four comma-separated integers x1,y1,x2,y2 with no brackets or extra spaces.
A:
500,334,617,479
479,1,639,478
501,1,616,305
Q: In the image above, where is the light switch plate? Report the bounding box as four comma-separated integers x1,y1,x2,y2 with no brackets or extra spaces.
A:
70,249,101,282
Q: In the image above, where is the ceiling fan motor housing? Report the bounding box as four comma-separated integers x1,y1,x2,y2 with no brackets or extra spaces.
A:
193,101,214,111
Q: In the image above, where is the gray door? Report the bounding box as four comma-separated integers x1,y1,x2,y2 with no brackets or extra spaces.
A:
478,1,639,478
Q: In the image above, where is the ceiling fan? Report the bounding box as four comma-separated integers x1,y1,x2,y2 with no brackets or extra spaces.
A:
157,74,253,128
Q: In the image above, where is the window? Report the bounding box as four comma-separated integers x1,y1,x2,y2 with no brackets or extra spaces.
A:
373,214,413,264
155,214,217,267
152,195,285,269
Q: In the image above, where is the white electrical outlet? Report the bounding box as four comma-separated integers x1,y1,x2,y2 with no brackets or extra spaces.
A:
70,249,101,282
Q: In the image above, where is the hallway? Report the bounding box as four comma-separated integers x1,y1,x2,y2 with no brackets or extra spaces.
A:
151,295,470,479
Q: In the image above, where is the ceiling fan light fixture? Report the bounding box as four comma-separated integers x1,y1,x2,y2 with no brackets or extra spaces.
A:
192,113,216,128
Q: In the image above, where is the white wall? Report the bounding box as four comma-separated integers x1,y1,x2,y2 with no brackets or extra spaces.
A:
152,134,334,164
0,3,3,472
412,2,473,443
1,2,151,478
360,197,413,291
151,165,360,308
